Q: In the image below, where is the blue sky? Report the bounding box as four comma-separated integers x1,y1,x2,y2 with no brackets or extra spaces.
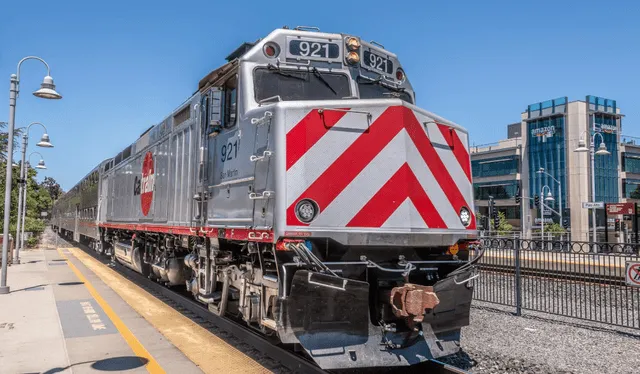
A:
1,0,638,190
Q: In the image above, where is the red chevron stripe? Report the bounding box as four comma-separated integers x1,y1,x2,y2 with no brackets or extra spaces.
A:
406,110,476,230
286,108,348,170
286,106,404,226
346,163,446,228
287,105,475,230
437,124,471,181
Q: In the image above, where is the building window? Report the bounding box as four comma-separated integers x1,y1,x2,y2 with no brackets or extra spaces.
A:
623,179,640,199
471,156,519,178
474,181,519,200
623,153,640,174
593,114,619,203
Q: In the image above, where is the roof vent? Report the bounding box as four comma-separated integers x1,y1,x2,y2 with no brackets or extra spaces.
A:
294,26,320,32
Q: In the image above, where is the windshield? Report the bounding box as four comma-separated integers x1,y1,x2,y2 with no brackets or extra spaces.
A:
254,67,351,102
357,81,413,104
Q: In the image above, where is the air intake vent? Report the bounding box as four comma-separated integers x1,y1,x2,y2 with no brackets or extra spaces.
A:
173,105,191,127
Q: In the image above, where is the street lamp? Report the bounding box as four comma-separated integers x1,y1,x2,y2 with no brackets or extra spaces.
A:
540,185,554,244
14,123,53,265
17,152,47,263
537,167,563,225
574,130,610,243
0,56,61,295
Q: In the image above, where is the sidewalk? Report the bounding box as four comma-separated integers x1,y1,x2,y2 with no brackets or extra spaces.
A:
0,244,201,373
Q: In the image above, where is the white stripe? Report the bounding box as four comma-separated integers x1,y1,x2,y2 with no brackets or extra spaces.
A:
285,106,387,206
310,130,407,227
381,198,428,229
406,145,464,229
415,112,474,208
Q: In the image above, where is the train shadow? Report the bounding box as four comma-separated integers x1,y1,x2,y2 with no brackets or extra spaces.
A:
41,356,149,373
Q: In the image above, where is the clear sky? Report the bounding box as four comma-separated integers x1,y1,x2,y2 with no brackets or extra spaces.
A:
1,0,638,190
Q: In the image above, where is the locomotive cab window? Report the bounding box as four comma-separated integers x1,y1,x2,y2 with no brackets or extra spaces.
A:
253,67,350,102
223,76,237,128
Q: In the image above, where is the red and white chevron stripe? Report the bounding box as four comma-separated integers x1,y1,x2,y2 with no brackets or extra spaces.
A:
285,105,475,231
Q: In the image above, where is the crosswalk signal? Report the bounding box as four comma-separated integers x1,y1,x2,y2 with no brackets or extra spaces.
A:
615,219,621,232
562,217,569,229
534,195,540,207
515,185,521,204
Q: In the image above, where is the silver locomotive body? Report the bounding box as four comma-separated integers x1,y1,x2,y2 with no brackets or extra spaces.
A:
53,27,479,370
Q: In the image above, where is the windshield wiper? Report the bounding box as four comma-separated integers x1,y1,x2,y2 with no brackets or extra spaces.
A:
357,75,405,93
311,67,337,95
267,64,306,80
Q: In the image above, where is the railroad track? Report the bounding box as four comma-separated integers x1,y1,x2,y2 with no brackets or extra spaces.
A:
478,263,627,286
60,236,468,374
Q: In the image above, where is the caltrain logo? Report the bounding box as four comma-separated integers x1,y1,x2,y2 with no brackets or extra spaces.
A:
133,151,155,216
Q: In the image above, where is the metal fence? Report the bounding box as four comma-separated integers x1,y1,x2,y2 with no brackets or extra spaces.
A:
471,238,640,329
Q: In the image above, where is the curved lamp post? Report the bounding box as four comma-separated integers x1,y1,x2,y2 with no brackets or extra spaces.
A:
574,131,610,243
14,124,53,264
0,56,61,295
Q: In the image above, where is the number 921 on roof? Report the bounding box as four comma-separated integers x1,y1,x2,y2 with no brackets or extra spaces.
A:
286,38,340,61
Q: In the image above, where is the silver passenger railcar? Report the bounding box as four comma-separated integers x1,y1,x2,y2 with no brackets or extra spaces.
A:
53,27,481,370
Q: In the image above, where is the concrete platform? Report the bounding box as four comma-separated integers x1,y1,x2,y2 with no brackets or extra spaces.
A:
0,241,270,373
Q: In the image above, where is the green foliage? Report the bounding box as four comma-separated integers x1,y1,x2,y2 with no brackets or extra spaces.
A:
544,222,566,234
26,236,38,248
496,211,513,235
0,161,60,247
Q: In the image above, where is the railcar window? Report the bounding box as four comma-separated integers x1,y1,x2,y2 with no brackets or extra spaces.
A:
254,67,350,102
357,80,413,104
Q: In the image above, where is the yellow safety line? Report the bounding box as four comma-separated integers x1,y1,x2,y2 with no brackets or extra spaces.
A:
66,246,270,374
56,248,165,374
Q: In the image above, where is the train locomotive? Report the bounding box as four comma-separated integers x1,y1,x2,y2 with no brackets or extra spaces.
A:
52,27,481,370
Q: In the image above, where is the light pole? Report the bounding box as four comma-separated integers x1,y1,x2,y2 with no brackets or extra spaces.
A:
540,186,554,244
16,152,50,264
13,123,53,264
574,130,610,243
537,168,562,224
0,56,62,295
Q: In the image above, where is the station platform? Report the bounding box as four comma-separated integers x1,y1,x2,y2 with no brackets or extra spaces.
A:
0,240,270,373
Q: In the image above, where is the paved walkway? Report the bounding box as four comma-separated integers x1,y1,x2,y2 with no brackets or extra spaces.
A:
0,245,201,373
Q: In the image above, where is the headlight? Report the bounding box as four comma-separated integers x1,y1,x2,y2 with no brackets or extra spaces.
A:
346,37,361,51
295,199,319,223
346,51,360,65
459,207,471,227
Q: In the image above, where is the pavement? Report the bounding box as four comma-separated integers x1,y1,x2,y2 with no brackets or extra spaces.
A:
0,242,208,373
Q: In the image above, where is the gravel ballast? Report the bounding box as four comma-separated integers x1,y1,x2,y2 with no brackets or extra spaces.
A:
442,303,640,373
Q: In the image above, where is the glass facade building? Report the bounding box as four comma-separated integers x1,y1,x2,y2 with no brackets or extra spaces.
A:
527,98,567,223
623,153,640,174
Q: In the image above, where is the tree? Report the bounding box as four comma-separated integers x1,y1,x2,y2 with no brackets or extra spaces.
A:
0,122,22,164
496,211,514,236
41,176,63,201
544,222,566,234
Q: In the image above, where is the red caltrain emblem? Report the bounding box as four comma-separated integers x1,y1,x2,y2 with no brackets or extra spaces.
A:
141,151,155,216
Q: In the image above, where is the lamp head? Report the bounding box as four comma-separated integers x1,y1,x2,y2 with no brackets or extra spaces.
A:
33,76,62,100
544,191,555,202
36,133,53,148
595,142,610,156
574,138,589,153
36,159,47,169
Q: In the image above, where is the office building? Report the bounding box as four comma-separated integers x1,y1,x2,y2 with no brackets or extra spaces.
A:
471,95,639,241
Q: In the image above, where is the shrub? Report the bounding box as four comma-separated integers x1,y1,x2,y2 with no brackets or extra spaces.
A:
26,236,38,248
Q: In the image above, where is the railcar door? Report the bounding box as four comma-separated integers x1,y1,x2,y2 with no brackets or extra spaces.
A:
250,110,273,229
74,204,80,242
204,81,255,228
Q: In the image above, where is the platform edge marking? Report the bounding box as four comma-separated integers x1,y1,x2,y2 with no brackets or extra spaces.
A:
56,248,165,374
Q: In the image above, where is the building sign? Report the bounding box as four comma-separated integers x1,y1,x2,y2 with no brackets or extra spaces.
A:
606,203,635,215
534,217,554,224
531,126,556,138
598,124,617,134
582,202,604,209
